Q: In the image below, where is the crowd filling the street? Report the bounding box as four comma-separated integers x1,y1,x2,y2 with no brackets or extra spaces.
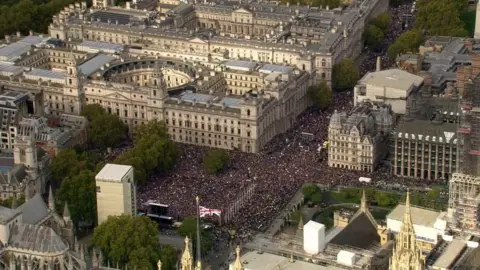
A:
132,3,441,240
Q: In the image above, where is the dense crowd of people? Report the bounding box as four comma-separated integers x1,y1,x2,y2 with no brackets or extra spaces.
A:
136,2,428,238
359,3,416,75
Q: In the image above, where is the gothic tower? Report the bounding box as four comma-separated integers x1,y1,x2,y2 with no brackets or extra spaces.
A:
181,236,194,270
232,246,244,270
63,52,84,114
389,192,425,270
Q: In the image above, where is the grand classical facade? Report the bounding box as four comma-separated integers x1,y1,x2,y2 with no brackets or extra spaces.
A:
47,0,388,85
0,34,313,153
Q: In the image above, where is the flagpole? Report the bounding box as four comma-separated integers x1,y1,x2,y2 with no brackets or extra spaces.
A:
195,196,202,269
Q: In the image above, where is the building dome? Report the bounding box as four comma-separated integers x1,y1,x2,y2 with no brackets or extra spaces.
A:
330,110,343,127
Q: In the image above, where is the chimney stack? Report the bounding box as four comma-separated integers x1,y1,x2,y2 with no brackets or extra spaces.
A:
376,56,381,72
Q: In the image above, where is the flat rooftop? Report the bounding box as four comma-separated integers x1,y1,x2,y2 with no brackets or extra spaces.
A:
387,204,441,228
96,163,133,182
359,69,424,92
78,41,124,51
87,10,132,25
394,119,457,143
79,54,116,76
232,251,344,270
432,239,466,269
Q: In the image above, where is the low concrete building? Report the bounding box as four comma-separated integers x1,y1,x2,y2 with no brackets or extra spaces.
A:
95,164,136,224
386,204,447,250
354,69,424,114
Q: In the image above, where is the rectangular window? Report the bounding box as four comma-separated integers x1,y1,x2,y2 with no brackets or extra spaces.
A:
96,186,101,193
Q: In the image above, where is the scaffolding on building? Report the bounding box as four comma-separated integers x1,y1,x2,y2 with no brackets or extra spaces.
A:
455,188,480,230
448,76,480,231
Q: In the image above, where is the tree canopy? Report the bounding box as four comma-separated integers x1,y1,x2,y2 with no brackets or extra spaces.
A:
415,0,468,37
82,104,127,149
52,148,100,227
178,217,213,254
308,81,332,110
113,120,178,184
202,149,231,174
158,245,178,270
387,29,425,59
57,170,97,227
50,148,100,186
302,184,322,204
92,215,160,270
370,13,390,33
332,58,359,91
0,0,78,36
364,13,390,51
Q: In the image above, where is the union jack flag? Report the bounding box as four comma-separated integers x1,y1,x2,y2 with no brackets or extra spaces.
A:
199,206,221,217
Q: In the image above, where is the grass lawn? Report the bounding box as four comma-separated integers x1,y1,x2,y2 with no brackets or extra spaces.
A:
461,10,476,37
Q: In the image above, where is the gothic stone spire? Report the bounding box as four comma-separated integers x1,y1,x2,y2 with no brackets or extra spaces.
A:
181,236,193,270
48,185,55,211
233,246,243,270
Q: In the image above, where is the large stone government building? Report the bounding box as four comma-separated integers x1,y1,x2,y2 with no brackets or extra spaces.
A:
48,0,387,85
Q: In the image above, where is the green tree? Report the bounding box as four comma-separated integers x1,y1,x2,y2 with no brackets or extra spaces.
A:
178,217,213,254
387,29,425,59
302,184,322,203
134,120,170,142
202,149,231,174
415,0,468,37
88,114,127,149
364,25,384,51
92,215,160,269
113,121,178,184
57,170,97,227
370,13,390,33
308,81,332,110
81,104,106,122
332,58,359,91
50,149,88,186
159,245,178,270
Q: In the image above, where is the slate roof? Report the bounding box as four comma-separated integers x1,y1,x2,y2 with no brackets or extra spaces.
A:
0,206,22,225
0,164,27,186
9,224,68,254
18,193,50,225
329,213,380,250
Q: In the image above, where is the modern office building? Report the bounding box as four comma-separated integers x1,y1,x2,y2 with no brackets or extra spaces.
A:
95,163,136,224
328,103,394,172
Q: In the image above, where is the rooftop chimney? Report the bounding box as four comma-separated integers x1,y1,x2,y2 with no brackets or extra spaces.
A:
29,30,33,36
16,31,21,38
376,56,381,72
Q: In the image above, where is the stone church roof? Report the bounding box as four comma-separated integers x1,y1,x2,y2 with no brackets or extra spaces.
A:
329,212,380,250
18,193,50,225
9,224,68,254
